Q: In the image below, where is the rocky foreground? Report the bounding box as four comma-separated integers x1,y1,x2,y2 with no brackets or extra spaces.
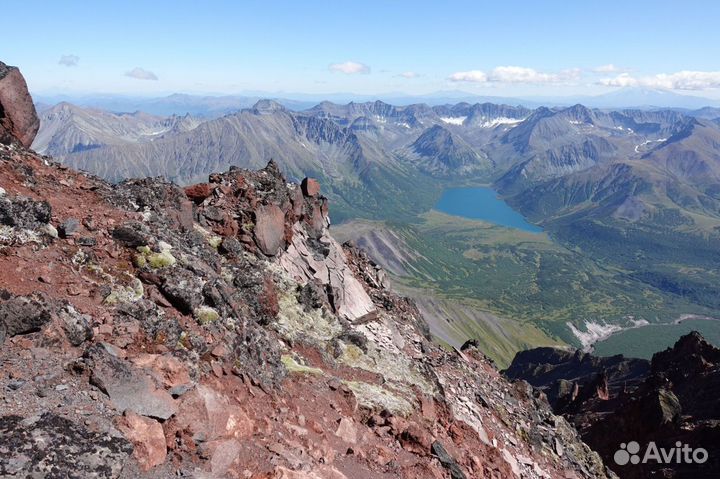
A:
0,61,615,478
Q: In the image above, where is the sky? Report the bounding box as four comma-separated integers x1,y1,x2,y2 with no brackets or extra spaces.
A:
3,0,720,99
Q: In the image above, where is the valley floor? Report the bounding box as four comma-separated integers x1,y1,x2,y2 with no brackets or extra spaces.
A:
334,209,720,366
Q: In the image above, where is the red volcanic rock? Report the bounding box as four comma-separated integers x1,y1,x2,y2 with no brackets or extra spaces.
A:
173,385,254,443
301,178,320,197
334,417,357,444
0,61,39,148
115,411,167,470
184,183,214,203
130,353,192,390
253,204,286,256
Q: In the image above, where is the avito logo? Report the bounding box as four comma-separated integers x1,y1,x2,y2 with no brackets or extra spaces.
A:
614,441,708,466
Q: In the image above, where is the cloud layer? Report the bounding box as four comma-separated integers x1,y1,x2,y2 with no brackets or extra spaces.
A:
329,61,370,74
125,67,158,81
598,71,720,90
447,64,720,91
58,55,79,67
449,66,579,84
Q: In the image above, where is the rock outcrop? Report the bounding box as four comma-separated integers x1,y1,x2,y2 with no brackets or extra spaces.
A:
505,332,720,479
0,61,39,148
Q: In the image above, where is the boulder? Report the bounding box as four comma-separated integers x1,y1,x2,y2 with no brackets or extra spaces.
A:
184,183,214,203
0,294,52,345
115,411,167,470
173,385,254,443
87,345,178,420
130,353,192,390
59,218,80,238
253,204,286,256
301,178,321,197
0,195,52,229
431,441,467,479
59,304,93,346
0,61,39,148
334,418,357,444
279,224,376,321
0,414,131,478
158,267,205,315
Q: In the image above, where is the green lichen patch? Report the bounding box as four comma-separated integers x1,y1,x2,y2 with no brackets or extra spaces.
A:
194,306,220,325
336,332,437,397
343,380,414,417
147,250,176,268
207,235,223,249
276,290,342,343
281,354,325,376
134,244,176,269
104,277,144,305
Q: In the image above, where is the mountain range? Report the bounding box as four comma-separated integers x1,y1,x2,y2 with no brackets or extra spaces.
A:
33,87,720,117
32,96,720,361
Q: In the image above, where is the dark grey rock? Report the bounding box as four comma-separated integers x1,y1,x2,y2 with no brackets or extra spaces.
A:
219,237,243,256
431,441,467,479
60,305,93,346
59,218,80,238
0,413,132,478
0,294,52,345
77,236,97,246
87,345,177,420
111,223,151,248
296,282,324,311
159,268,205,315
0,195,51,229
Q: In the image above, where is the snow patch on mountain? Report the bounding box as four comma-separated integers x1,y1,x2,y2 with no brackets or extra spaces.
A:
440,116,467,125
478,117,524,128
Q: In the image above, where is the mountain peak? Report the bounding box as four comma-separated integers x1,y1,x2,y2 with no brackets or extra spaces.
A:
251,99,286,114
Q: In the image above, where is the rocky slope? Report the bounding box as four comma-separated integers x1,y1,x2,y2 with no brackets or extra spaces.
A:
505,332,720,478
0,63,617,478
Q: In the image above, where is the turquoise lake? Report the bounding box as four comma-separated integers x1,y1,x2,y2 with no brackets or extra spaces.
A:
593,319,720,359
435,187,542,232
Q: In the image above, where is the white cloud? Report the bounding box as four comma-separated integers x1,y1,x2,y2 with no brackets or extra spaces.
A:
398,71,419,79
593,64,622,73
448,70,488,83
125,67,159,81
328,61,370,74
489,66,560,83
598,71,720,90
448,66,579,84
58,54,79,67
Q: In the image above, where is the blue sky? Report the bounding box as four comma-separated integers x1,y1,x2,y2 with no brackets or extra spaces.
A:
3,0,720,97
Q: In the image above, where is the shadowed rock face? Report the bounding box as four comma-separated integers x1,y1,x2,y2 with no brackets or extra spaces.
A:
0,61,39,148
506,332,720,479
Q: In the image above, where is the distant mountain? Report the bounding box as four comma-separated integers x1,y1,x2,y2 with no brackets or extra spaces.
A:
573,87,720,109
400,124,491,175
35,99,529,221
32,102,201,155
685,106,720,119
32,93,316,117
